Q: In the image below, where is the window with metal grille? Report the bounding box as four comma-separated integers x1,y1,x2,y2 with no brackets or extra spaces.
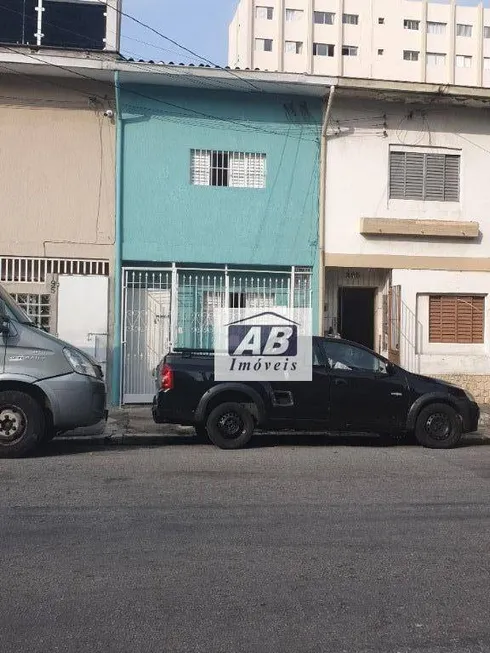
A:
313,42,335,56
190,150,266,189
10,293,51,332
389,151,460,202
314,11,335,25
343,14,359,25
429,295,484,343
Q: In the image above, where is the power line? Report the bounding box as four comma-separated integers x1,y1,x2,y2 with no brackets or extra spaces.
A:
89,0,266,94
0,1,257,95
0,45,319,143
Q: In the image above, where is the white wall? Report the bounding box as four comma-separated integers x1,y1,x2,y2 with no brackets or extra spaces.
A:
325,97,490,260
392,269,490,375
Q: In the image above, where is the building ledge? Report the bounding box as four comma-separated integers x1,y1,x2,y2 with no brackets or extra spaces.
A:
360,218,480,239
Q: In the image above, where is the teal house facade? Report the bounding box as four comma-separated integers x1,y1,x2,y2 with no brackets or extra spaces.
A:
114,68,322,403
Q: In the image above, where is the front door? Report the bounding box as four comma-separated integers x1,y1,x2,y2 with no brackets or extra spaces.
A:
338,287,375,349
320,339,409,433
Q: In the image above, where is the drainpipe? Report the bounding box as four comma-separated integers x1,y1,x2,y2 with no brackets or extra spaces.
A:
112,70,123,406
318,85,336,336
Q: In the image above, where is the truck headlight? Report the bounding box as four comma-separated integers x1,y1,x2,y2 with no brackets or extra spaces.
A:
63,348,97,378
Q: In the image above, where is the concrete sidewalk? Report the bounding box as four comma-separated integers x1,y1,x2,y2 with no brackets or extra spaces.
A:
65,404,490,443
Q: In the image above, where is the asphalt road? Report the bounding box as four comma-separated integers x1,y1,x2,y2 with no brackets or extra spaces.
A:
1,433,489,653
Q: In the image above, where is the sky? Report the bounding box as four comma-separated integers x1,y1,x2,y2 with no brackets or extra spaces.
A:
120,0,490,67
121,0,238,66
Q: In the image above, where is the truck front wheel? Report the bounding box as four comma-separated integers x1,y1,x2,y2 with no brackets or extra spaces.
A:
0,391,45,458
206,402,255,450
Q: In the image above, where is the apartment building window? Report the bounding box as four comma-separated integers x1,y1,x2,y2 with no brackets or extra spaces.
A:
456,55,472,68
429,296,484,344
427,52,446,66
403,50,419,62
313,42,335,57
484,26,490,39
342,45,358,56
285,40,303,54
285,8,303,22
378,17,385,25
191,150,266,189
427,21,446,35
484,57,490,70
404,19,420,30
255,6,273,20
378,48,384,55
389,151,460,202
457,24,472,37
343,14,359,25
255,38,273,52
314,11,335,25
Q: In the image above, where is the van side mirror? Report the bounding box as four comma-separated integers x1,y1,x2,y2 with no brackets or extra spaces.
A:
0,315,10,336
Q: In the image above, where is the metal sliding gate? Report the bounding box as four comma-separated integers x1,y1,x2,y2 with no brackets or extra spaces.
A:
122,266,311,403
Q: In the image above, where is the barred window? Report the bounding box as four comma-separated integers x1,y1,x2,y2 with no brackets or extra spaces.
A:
429,296,484,344
191,150,266,189
389,151,460,201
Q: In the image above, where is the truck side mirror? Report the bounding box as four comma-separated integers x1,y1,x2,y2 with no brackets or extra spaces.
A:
0,315,10,336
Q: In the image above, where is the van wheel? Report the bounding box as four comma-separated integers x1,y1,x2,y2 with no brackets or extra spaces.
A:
0,391,45,458
414,403,462,449
206,402,254,450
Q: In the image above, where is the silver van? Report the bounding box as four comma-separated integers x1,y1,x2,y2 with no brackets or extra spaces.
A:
0,284,107,458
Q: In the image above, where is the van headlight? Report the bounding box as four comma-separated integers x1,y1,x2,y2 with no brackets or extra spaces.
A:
63,348,97,377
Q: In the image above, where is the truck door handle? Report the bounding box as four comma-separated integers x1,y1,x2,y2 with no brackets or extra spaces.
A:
334,378,347,386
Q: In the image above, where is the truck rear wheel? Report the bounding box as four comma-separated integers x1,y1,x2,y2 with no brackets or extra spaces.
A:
0,391,45,458
206,402,254,450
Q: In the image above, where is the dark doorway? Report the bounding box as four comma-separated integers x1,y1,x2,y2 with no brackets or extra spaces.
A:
337,287,375,349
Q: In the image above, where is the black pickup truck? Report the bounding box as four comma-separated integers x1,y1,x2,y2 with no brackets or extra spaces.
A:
152,336,479,450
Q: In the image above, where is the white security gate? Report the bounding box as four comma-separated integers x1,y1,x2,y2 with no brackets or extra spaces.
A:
122,270,172,403
57,275,109,377
121,266,311,404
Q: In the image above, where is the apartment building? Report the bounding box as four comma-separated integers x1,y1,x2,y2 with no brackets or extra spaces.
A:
229,0,490,88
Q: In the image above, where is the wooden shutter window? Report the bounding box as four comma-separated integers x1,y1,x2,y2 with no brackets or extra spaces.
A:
429,295,484,343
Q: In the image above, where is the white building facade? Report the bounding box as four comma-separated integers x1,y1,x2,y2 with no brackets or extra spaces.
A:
229,0,490,88
323,82,490,401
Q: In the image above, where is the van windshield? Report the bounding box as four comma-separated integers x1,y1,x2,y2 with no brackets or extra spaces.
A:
0,285,34,325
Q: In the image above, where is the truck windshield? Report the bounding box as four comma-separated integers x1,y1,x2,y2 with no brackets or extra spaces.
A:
0,285,34,325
